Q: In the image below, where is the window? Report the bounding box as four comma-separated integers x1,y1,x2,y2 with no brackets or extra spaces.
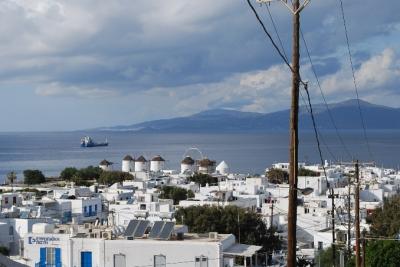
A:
318,241,323,250
4,197,8,204
154,255,166,267
195,256,208,267
13,196,17,204
46,247,56,265
94,204,98,212
40,247,61,266
9,226,13,235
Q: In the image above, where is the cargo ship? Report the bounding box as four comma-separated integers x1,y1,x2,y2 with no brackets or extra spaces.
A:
80,136,108,147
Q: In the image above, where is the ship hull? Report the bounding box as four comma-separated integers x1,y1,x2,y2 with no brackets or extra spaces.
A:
81,142,108,148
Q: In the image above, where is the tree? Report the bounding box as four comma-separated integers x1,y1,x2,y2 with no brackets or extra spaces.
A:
363,196,400,266
23,169,45,185
0,246,9,256
366,240,400,267
298,168,319,177
60,167,78,180
175,205,281,253
6,171,17,186
188,173,218,187
159,186,194,205
266,168,289,184
77,166,102,180
314,247,341,267
369,196,400,237
98,171,133,186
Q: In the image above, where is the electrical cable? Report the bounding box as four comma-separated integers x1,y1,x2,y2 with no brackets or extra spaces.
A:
337,0,374,161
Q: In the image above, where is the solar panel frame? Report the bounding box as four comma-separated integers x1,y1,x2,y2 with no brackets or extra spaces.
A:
148,221,165,239
158,221,175,240
133,220,150,238
124,220,140,237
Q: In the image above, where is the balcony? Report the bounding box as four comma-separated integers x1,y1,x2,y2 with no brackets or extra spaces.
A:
83,211,97,217
35,263,61,267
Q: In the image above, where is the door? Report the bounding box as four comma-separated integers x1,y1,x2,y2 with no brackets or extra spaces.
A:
81,251,92,267
114,254,126,267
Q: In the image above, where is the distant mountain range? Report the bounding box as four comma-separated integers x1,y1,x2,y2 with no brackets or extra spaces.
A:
94,99,400,132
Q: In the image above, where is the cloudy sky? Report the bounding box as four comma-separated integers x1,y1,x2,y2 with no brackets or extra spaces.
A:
0,0,399,131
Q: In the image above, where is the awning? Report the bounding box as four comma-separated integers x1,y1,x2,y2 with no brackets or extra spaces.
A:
223,244,262,257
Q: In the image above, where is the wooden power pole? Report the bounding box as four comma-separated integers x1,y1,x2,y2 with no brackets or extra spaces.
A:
355,160,361,267
255,1,310,266
287,1,301,266
347,175,352,257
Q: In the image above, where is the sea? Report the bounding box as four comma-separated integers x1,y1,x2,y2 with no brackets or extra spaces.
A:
0,130,399,183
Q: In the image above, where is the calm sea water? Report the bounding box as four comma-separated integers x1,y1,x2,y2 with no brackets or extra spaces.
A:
0,131,399,182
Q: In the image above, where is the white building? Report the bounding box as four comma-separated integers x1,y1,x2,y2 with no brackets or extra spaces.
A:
121,155,134,173
135,156,148,172
216,161,229,175
23,223,262,267
181,156,195,174
99,160,113,172
150,155,165,173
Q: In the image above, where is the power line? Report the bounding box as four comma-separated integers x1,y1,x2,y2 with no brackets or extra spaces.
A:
299,90,338,162
265,4,289,61
299,29,353,160
261,2,339,163
337,0,373,161
246,0,300,78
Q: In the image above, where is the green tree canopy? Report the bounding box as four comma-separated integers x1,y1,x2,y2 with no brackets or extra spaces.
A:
362,196,400,267
366,240,400,267
175,205,281,252
98,171,133,186
266,168,289,184
60,167,78,180
188,173,218,187
77,166,102,180
298,168,320,177
159,186,194,205
23,169,46,185
369,196,400,237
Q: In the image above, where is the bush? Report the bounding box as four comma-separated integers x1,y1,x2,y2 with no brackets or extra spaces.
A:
266,168,289,184
60,167,78,180
175,205,281,253
188,173,218,187
98,171,133,186
298,168,320,176
0,246,9,256
159,186,194,205
23,169,46,185
77,166,102,180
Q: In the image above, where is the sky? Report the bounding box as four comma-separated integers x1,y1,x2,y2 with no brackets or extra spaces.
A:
0,0,399,131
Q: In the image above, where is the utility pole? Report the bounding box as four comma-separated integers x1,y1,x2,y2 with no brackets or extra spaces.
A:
355,160,361,267
330,188,336,266
287,0,300,264
347,175,352,257
254,1,310,266
362,234,366,267
270,199,274,228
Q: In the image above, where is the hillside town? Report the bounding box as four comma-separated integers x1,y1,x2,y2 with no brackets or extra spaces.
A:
0,152,396,267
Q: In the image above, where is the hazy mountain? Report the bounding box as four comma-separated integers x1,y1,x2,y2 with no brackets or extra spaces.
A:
94,99,400,132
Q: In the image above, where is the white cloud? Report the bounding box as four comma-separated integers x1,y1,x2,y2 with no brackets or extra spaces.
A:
35,83,118,98
321,48,400,95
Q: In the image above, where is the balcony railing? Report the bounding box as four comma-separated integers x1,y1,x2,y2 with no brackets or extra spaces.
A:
83,211,97,217
35,262,61,267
